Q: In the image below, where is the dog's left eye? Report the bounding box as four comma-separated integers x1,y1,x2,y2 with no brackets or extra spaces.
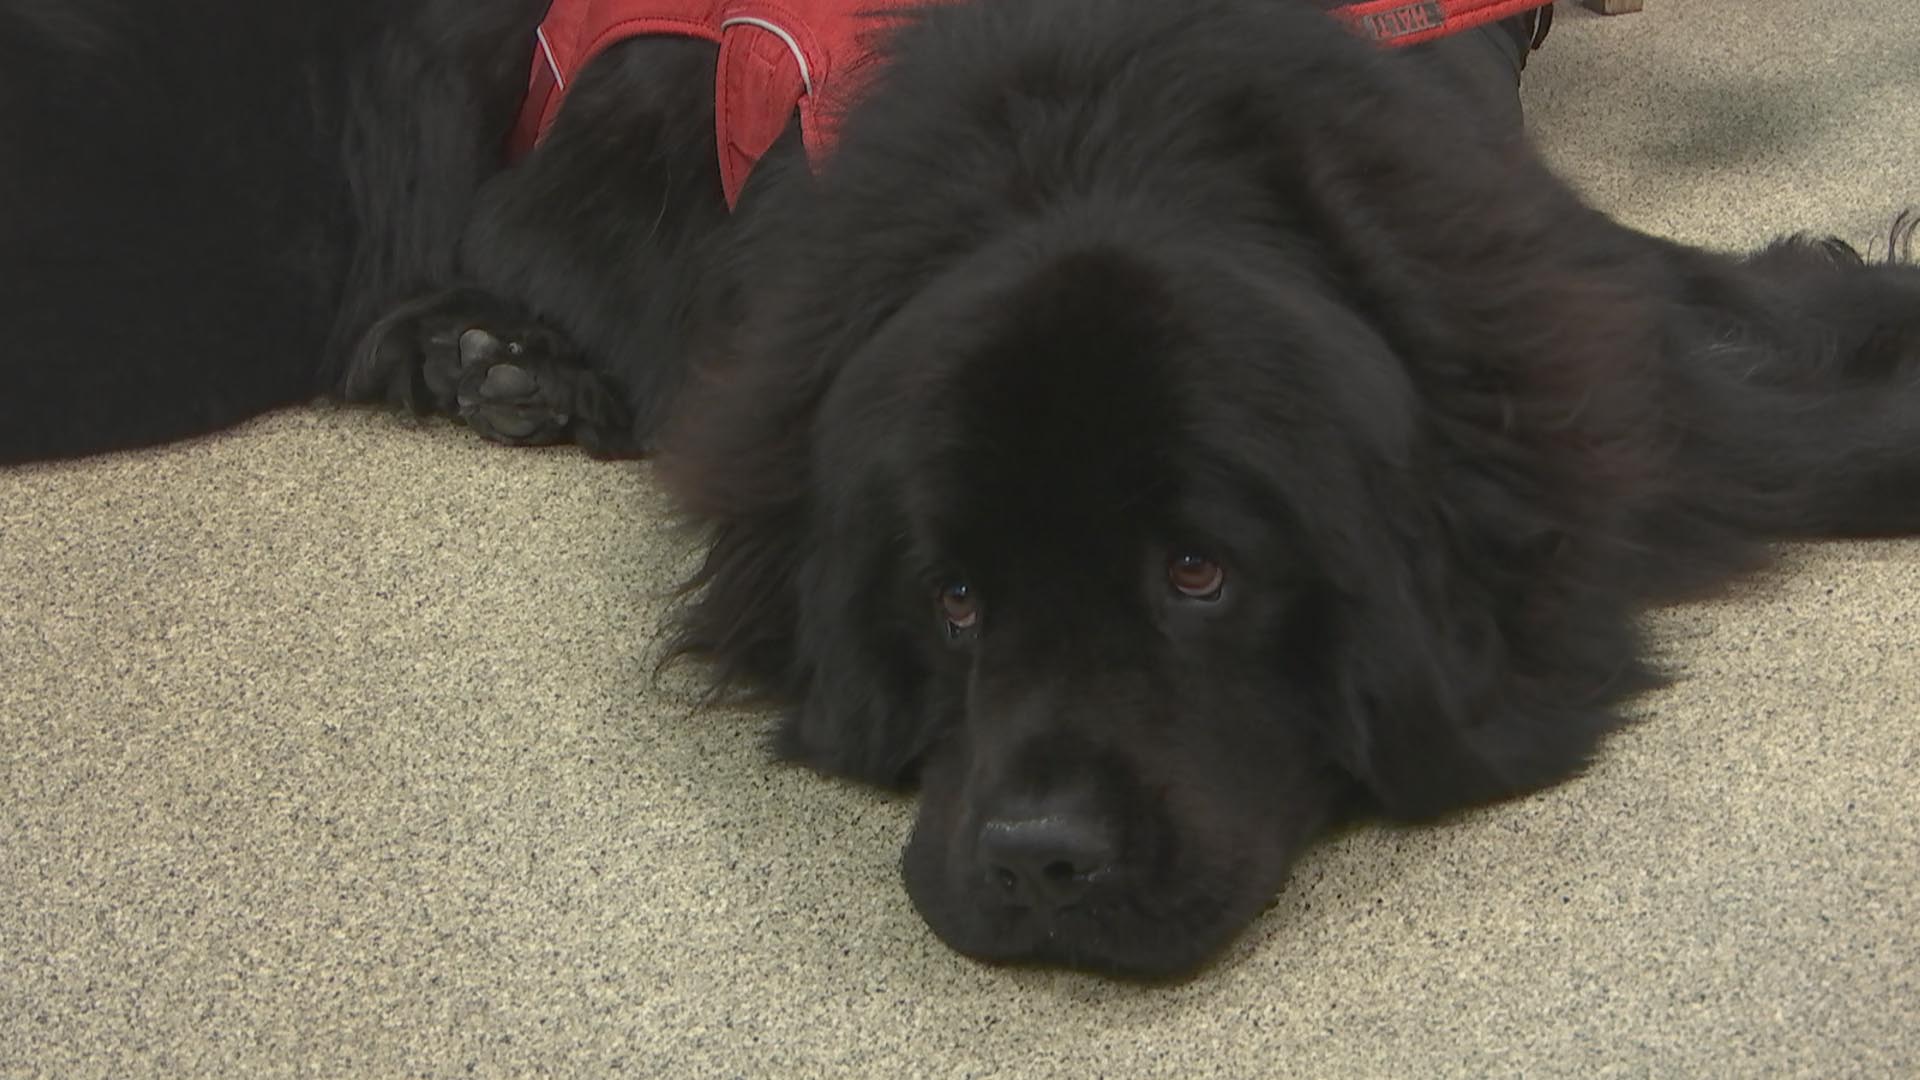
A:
1168,553,1225,601
938,581,980,639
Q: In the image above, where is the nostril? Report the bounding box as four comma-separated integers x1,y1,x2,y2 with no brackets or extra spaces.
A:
977,810,1118,909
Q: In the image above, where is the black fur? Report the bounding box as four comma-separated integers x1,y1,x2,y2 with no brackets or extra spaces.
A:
3,0,1917,978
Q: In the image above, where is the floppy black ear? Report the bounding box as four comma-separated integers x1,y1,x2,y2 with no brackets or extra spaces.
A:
1219,8,1681,817
1305,458,1661,820
776,482,946,786
667,489,938,787
661,335,943,789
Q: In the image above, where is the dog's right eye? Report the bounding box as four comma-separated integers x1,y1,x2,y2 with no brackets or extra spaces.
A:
1168,553,1226,601
938,581,980,639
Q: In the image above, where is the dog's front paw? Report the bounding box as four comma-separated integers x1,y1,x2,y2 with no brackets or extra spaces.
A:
445,325,576,445
347,289,631,449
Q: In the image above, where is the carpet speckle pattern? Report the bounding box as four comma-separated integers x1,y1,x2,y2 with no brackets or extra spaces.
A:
4,3,1916,1075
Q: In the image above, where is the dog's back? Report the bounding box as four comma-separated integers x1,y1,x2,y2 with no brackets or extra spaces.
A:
0,0,540,462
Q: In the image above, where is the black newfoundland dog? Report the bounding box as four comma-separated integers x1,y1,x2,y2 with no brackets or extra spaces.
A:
4,0,1918,978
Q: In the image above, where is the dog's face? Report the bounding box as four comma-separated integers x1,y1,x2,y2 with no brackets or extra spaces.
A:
667,0,1656,978
781,233,1445,976
674,217,1647,975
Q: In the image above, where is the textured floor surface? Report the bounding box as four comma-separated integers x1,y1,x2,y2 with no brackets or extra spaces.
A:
3,2,1916,1076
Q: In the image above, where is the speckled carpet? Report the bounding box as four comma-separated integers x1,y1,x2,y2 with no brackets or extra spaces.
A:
3,2,1915,1075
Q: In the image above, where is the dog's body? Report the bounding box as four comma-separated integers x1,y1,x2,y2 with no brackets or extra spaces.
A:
3,0,1917,977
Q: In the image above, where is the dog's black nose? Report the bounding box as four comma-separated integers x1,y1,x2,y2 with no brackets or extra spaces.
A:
977,807,1118,909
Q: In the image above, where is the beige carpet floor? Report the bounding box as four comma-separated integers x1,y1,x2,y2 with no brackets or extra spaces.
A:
3,2,1916,1075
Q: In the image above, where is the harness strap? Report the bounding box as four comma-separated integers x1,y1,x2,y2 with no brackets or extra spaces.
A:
1325,0,1553,47
508,0,1556,207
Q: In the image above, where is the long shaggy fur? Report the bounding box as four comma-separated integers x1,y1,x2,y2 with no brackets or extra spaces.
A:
3,0,1917,977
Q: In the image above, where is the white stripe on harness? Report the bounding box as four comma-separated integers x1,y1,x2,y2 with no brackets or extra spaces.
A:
537,26,567,90
718,16,814,96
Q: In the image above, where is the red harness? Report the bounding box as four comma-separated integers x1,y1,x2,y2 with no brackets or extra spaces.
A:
507,0,1550,208
1321,0,1547,47
506,0,923,208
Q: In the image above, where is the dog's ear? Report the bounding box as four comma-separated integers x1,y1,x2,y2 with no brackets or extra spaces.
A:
666,472,942,788
1219,11,1676,817
659,334,819,696
1307,464,1659,820
661,331,942,789
777,483,945,786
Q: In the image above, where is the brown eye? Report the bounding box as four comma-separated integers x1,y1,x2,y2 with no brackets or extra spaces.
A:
1168,553,1225,600
939,581,979,633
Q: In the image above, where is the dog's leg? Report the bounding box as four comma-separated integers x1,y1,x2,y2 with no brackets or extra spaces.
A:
346,37,735,456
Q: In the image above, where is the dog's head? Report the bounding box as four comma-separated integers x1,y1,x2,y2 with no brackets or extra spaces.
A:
836,230,1416,975
664,0,1665,977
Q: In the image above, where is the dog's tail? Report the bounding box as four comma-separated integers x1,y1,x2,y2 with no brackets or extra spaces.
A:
1694,212,1920,539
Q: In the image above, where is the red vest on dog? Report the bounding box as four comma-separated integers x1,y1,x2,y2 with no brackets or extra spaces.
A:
506,0,925,208
507,0,1550,208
